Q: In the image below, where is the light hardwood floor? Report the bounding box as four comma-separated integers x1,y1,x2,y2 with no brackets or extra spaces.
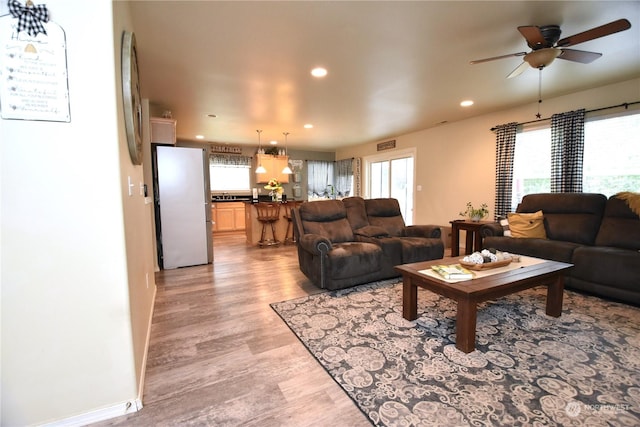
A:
94,232,371,426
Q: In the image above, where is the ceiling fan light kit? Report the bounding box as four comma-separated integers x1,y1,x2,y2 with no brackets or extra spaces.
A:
524,48,561,69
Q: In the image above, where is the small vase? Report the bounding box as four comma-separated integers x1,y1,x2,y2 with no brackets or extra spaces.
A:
270,191,277,202
470,215,483,222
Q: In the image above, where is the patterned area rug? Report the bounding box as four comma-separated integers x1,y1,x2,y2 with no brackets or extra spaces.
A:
271,280,640,426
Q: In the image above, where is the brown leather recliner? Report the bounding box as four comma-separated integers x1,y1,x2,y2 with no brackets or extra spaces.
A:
292,197,444,290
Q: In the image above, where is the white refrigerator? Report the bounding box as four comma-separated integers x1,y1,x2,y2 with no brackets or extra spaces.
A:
154,145,213,269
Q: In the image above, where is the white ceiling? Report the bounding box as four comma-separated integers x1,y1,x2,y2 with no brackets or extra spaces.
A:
129,1,640,150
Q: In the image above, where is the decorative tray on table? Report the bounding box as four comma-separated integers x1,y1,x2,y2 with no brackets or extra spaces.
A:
459,258,512,270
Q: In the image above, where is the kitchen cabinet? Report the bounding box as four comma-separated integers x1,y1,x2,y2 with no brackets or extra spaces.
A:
211,202,246,232
150,117,177,144
255,154,290,184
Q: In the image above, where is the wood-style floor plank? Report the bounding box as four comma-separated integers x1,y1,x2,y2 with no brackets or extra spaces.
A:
92,233,371,426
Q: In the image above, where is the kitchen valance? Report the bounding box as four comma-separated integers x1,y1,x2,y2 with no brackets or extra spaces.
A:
210,154,252,167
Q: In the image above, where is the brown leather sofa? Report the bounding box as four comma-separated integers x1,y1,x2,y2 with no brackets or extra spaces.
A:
292,197,444,290
481,192,640,306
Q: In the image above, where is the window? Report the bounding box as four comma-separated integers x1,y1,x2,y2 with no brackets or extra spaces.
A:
307,159,354,200
307,160,334,200
582,113,640,197
512,127,551,210
209,155,251,192
511,110,640,209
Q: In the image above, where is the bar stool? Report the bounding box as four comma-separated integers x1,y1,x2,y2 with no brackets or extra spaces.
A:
255,202,281,247
283,201,302,244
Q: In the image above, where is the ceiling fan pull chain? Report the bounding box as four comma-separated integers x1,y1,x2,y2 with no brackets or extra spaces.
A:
536,68,543,119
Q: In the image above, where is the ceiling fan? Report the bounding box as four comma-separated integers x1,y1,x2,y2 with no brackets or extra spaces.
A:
470,19,631,78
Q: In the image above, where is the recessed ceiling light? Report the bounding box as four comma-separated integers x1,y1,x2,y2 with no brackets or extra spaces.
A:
311,67,327,78
195,135,205,139
460,100,474,107
304,123,313,129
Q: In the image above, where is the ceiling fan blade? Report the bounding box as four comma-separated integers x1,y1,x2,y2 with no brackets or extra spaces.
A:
556,18,631,47
518,25,548,49
507,61,529,79
558,48,602,64
470,52,526,65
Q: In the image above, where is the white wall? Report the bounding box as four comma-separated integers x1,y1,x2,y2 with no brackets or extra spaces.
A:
337,78,640,228
1,1,156,425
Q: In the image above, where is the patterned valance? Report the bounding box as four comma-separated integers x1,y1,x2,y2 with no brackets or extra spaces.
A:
210,154,252,167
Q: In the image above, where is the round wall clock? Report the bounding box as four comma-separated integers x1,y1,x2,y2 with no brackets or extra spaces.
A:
122,31,143,165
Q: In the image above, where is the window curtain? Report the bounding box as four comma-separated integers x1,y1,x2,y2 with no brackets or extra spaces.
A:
307,160,333,197
210,154,252,167
493,122,518,218
334,158,353,197
550,109,585,193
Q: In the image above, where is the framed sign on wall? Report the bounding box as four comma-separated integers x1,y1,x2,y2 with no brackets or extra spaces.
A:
0,2,71,122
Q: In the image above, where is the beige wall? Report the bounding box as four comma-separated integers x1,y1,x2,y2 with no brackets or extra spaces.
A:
113,0,158,414
337,78,640,230
0,1,637,423
1,0,155,425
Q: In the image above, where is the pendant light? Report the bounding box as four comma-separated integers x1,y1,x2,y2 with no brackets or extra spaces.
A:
282,131,293,174
255,129,266,174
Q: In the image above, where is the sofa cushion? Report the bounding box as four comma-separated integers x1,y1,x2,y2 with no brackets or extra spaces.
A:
572,246,640,293
396,237,445,264
327,242,382,279
483,236,579,264
343,196,369,230
298,200,354,243
365,198,406,237
595,195,640,250
517,193,606,245
369,237,403,266
507,210,547,238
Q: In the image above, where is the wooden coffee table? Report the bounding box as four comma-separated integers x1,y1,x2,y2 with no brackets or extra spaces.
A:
395,257,573,353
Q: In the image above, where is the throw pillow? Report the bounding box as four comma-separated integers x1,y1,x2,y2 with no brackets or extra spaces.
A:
507,210,547,239
499,216,512,237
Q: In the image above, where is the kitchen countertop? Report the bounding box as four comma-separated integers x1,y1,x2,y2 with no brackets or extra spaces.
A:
211,198,252,203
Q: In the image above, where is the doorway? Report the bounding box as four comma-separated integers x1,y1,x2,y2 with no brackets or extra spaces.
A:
364,148,416,225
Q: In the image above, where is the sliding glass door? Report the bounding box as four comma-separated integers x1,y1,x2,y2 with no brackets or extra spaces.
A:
365,149,415,224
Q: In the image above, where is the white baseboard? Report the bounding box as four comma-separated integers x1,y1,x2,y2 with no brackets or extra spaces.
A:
42,399,142,427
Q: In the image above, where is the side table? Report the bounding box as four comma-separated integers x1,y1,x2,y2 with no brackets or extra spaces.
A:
450,219,493,257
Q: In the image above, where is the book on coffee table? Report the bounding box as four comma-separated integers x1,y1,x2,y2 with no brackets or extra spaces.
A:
430,264,474,280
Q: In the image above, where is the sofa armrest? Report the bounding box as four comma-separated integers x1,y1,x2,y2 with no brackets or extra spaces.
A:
298,234,333,255
405,225,441,239
480,222,504,237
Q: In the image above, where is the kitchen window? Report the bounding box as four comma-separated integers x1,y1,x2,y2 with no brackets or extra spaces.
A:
210,155,251,192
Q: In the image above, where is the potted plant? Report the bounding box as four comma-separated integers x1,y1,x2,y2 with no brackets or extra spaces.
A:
460,202,489,222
